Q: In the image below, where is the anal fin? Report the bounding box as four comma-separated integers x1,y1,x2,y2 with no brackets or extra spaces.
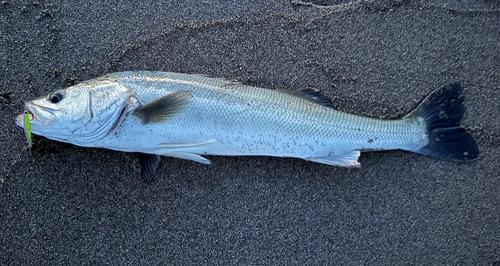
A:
306,150,361,167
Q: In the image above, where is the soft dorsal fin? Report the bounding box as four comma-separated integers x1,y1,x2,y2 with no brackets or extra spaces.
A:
134,90,193,124
281,88,335,109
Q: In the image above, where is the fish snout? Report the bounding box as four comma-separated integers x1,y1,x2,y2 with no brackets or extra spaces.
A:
15,113,23,127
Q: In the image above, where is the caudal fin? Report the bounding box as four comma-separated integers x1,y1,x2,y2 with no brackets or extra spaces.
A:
407,82,478,160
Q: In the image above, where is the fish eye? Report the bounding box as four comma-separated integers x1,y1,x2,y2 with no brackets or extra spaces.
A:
49,90,65,104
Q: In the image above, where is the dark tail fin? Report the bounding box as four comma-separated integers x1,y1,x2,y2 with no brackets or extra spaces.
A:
407,82,478,160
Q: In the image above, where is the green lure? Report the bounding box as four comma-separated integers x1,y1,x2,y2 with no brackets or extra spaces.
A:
23,110,33,149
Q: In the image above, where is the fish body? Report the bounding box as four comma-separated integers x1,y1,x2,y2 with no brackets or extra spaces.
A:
91,72,425,164
16,71,478,179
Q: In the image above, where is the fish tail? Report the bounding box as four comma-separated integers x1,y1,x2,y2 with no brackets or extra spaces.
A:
406,82,478,160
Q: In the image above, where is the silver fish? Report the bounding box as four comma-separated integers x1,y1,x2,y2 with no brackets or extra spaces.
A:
15,71,478,181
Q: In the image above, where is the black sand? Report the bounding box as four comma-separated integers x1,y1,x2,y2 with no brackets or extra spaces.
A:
1,0,499,265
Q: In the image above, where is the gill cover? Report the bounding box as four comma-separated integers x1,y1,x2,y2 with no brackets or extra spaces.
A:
70,77,134,144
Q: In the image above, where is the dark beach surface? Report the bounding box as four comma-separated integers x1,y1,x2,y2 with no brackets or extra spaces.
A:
1,0,499,265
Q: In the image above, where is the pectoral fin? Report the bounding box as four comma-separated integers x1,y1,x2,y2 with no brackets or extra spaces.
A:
306,150,361,167
140,153,161,183
134,90,193,124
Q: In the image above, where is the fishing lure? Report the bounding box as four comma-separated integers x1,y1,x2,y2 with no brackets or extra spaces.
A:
23,110,33,149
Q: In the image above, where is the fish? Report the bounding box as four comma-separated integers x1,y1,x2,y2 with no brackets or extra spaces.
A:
15,71,478,181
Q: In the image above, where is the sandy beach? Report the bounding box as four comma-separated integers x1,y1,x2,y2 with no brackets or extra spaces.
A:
1,0,499,264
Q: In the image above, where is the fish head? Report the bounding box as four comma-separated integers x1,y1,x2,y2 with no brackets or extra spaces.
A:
15,77,134,145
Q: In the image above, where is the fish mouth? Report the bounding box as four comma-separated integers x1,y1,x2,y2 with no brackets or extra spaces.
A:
15,101,57,128
24,102,57,126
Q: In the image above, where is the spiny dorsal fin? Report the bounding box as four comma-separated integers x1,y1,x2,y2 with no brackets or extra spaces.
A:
193,74,241,85
281,88,335,109
134,90,193,124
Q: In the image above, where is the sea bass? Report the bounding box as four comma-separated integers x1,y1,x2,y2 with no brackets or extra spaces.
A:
15,71,478,180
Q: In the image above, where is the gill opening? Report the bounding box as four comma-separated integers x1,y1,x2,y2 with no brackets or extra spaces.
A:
89,88,94,120
105,101,130,137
